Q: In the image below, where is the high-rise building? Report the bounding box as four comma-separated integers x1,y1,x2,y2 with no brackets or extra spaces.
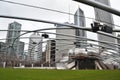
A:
117,34,120,54
0,42,6,55
6,21,21,57
94,0,116,49
45,40,56,66
56,22,76,62
0,42,6,66
55,8,86,62
28,32,42,62
74,7,87,48
18,41,25,60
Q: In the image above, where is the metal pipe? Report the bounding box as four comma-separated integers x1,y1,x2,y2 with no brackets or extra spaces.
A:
97,31,120,40
39,31,120,47
0,30,29,32
0,15,119,47
0,15,88,30
11,29,120,49
73,0,120,16
1,28,120,32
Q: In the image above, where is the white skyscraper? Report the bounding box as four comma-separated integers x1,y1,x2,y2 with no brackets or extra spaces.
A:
56,22,75,62
28,32,42,62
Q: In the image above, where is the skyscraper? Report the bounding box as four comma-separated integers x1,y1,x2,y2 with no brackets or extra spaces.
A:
94,0,116,49
0,42,6,67
0,42,6,54
0,42,6,62
55,8,86,62
74,7,87,48
28,32,42,62
6,21,21,57
45,40,56,66
18,41,25,60
117,34,120,54
56,22,76,62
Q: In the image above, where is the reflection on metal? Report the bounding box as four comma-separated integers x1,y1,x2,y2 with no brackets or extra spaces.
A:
74,0,120,16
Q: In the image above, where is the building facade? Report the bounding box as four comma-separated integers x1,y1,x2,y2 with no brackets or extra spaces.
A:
117,34,120,54
74,8,87,48
18,41,25,60
45,40,56,66
28,32,42,62
94,0,116,50
0,42,6,64
56,22,76,62
6,21,21,57
55,8,86,62
0,42,6,54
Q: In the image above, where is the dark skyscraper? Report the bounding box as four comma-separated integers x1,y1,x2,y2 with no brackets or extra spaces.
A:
0,42,6,54
18,41,25,60
74,8,86,48
94,0,116,49
46,40,56,66
6,21,21,56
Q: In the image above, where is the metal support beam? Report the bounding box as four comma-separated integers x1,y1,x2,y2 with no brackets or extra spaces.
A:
0,15,88,30
0,15,119,47
97,31,120,40
0,30,29,32
74,0,120,16
39,31,120,47
1,28,120,32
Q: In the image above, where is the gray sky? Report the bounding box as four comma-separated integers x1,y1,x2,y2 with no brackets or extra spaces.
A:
0,0,120,50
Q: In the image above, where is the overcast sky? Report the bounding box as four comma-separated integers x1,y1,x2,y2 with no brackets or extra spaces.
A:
0,0,120,50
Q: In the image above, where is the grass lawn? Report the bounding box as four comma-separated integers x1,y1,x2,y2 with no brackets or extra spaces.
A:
0,68,120,80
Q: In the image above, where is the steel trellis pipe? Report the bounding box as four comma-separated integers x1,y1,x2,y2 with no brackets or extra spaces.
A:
74,0,120,16
0,15,120,41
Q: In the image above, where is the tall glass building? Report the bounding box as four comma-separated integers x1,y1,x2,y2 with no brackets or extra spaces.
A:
18,41,25,60
94,0,116,50
6,21,21,57
74,8,86,48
